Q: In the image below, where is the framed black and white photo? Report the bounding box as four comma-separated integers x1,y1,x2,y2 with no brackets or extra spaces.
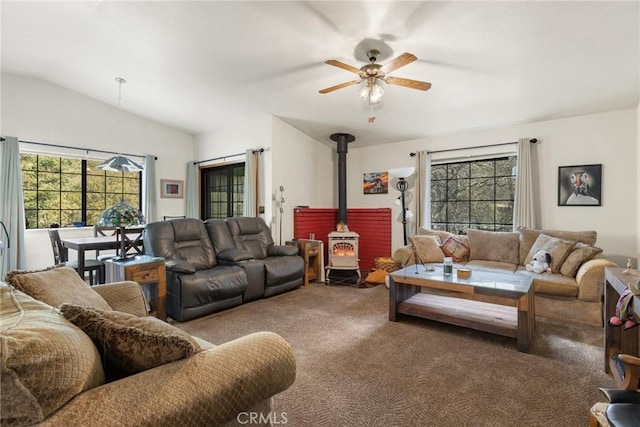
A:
557,164,602,206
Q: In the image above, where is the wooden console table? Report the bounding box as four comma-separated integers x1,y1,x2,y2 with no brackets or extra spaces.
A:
105,255,167,321
604,267,640,379
287,239,322,286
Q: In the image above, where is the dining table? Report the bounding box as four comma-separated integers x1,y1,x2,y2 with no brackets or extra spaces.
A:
61,235,122,281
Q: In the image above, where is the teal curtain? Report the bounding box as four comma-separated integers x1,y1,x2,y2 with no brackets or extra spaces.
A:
142,154,157,223
186,161,199,218
0,136,27,277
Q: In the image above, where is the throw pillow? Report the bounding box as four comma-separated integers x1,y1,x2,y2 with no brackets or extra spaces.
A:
541,229,597,247
440,236,470,262
524,234,576,274
409,235,445,263
365,269,388,284
5,265,112,311
517,226,541,265
466,229,519,265
60,304,200,375
417,228,450,243
1,284,104,426
560,243,603,277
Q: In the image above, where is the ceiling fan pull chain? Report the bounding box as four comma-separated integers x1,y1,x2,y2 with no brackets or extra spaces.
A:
368,103,376,123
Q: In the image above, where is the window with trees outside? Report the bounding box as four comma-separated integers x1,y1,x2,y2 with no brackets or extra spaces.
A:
431,156,517,235
21,154,141,229
200,162,245,219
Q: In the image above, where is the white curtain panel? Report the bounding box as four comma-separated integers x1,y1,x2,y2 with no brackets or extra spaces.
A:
415,150,432,231
0,136,27,277
513,137,536,230
142,155,157,223
185,161,199,218
243,149,258,217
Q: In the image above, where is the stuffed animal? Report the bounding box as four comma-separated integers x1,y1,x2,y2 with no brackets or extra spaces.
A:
609,288,637,329
526,250,552,274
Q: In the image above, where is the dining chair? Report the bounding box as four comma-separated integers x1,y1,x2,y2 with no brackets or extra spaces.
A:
48,229,104,285
93,225,118,261
118,226,145,257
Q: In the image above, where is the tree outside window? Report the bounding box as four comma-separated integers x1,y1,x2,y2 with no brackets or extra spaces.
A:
431,156,516,234
21,154,141,229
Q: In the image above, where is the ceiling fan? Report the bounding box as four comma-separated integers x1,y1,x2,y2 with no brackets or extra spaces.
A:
319,49,431,105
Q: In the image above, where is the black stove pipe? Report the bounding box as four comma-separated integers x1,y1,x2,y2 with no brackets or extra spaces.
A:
330,133,355,225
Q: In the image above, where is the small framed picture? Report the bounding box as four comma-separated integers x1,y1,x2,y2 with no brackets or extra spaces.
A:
363,172,388,194
557,164,602,206
160,179,184,199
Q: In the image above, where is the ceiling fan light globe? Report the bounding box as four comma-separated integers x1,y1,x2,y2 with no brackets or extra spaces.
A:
368,84,384,104
357,83,384,105
357,85,370,101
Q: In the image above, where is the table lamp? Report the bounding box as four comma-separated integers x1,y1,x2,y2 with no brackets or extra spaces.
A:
99,202,144,260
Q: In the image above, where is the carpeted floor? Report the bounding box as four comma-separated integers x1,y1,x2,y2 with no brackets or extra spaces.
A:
175,283,615,427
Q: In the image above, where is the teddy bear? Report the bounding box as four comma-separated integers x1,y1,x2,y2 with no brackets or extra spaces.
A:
526,250,552,274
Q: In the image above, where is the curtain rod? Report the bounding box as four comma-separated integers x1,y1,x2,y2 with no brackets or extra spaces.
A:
410,138,537,156
194,148,264,165
1,137,157,160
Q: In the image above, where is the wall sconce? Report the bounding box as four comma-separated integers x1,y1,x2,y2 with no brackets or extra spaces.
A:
388,167,415,246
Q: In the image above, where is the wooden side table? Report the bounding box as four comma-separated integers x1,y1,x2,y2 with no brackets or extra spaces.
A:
604,267,640,379
287,240,322,286
105,255,167,321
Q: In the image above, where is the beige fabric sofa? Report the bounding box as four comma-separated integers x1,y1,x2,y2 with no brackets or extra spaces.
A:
0,279,296,427
393,227,618,326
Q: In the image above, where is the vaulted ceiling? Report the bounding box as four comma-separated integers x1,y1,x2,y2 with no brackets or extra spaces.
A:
2,1,638,148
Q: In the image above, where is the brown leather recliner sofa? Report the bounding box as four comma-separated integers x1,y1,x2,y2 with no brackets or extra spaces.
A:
144,217,304,322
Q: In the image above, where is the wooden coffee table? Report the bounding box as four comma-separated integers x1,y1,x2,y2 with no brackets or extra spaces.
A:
389,265,535,352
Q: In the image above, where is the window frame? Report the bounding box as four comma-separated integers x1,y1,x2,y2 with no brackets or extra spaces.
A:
21,153,142,229
199,162,245,220
430,155,517,234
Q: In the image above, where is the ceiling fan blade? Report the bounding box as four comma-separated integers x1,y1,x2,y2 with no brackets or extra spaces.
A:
325,59,362,75
386,76,432,91
319,80,361,94
381,52,417,74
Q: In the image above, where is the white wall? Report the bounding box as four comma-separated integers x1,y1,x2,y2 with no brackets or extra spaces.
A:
271,117,335,244
194,112,273,228
194,116,333,244
349,109,638,265
1,73,194,270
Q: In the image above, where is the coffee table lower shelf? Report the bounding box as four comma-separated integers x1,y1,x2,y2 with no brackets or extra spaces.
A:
397,293,518,338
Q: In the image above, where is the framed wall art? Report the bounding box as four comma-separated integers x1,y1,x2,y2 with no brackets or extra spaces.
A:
363,172,388,194
160,179,184,199
557,164,602,206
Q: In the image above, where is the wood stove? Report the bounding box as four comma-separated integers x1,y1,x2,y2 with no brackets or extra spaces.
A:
327,231,360,281
325,132,361,284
